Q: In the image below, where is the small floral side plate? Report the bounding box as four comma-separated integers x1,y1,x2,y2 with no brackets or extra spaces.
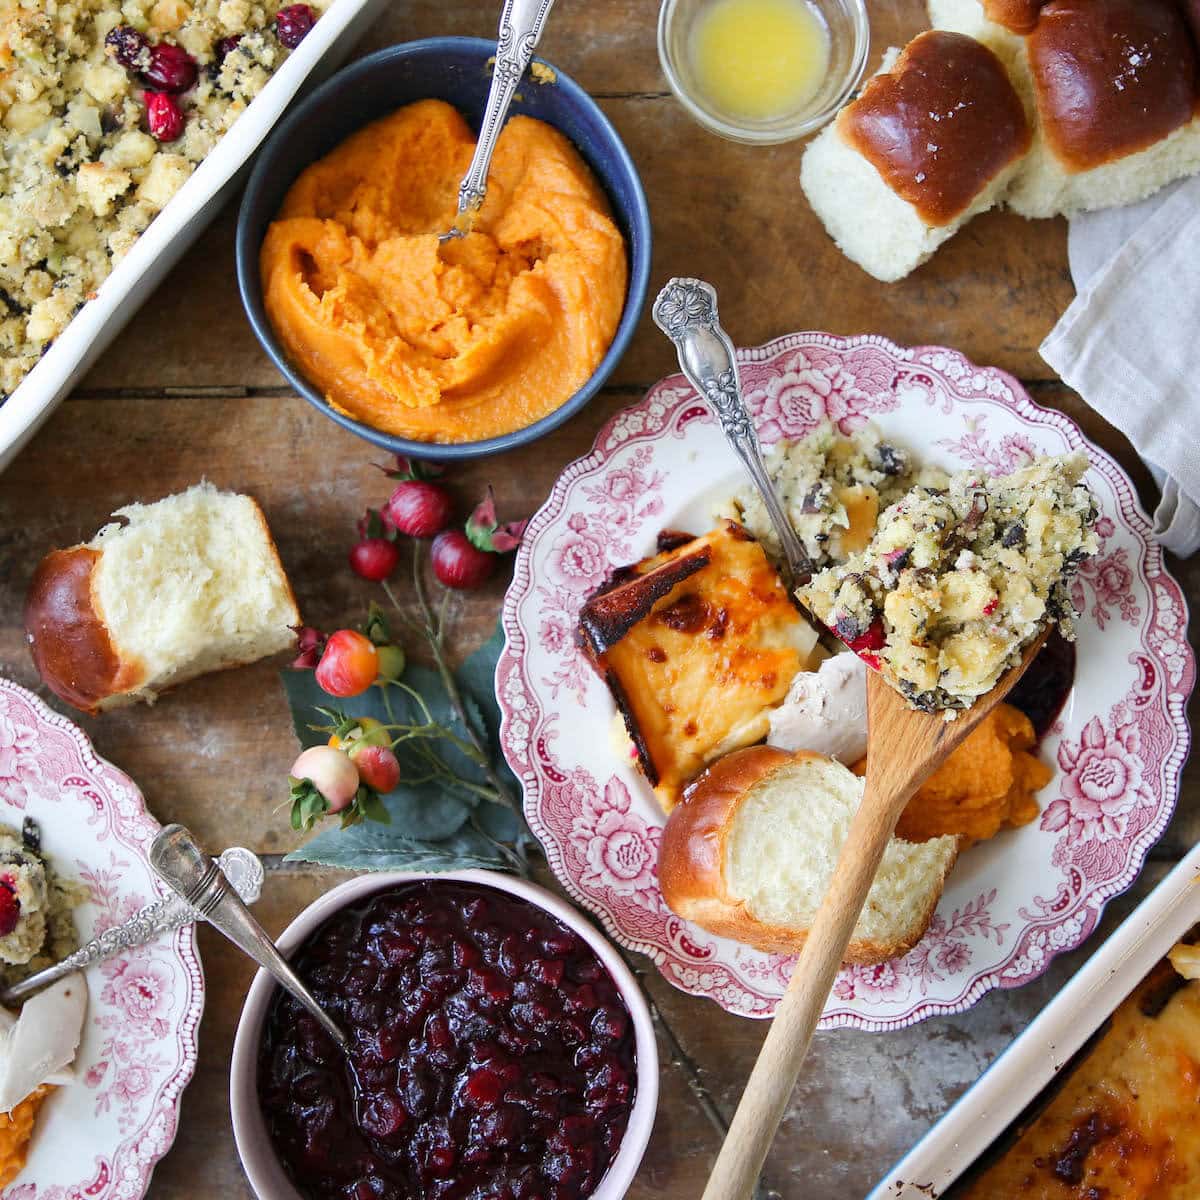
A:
0,677,203,1196
497,334,1196,1027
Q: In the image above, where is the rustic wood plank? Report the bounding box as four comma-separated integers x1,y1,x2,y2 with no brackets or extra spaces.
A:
79,0,1070,395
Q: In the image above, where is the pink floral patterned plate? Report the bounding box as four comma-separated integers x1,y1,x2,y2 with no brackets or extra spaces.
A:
497,333,1195,1027
0,677,203,1196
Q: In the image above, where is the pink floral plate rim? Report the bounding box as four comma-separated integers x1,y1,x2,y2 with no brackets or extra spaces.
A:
496,331,1195,1028
0,676,203,1198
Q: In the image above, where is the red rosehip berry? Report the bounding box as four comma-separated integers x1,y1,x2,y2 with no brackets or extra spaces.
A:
142,42,197,92
431,530,495,590
0,882,19,939
274,3,316,48
315,630,379,697
351,744,401,794
145,91,185,141
349,537,400,581
385,480,453,538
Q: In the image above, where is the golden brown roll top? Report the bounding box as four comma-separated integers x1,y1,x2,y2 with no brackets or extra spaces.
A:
25,548,128,714
838,31,1032,226
1029,0,1198,171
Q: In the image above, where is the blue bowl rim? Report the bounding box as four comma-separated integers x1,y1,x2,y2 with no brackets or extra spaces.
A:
236,35,652,462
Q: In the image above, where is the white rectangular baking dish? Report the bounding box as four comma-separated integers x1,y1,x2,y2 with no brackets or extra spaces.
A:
869,840,1200,1199
0,0,388,473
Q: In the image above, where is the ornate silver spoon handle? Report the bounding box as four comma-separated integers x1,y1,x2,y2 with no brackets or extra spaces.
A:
0,846,264,1007
442,0,556,238
652,277,816,587
149,824,350,1052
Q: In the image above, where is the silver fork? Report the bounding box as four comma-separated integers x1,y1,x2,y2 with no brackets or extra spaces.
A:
149,824,350,1052
0,845,263,1007
652,277,816,587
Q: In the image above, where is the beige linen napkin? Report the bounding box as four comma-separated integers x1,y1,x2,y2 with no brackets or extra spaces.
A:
1041,177,1200,557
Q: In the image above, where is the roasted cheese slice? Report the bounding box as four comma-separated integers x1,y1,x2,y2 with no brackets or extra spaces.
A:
579,522,820,810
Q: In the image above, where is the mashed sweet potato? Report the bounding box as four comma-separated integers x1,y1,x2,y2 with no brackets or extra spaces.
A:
260,99,627,443
0,1085,49,1188
854,703,1051,845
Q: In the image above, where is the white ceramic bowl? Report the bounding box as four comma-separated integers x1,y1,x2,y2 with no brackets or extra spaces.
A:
0,0,388,473
230,870,659,1200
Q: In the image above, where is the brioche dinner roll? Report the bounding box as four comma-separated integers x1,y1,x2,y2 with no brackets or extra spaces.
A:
800,31,1031,282
659,747,958,964
1004,0,1200,217
25,483,299,713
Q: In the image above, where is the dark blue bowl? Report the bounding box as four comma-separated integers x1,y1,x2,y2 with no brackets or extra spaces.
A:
236,37,651,461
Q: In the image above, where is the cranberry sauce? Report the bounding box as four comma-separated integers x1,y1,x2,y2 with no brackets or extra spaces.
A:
257,882,637,1200
1005,628,1077,739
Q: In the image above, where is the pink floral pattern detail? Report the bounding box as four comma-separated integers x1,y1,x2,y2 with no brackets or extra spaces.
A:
0,709,44,810
1071,548,1141,629
935,414,1038,475
570,777,662,907
533,445,666,703
1042,715,1156,848
743,345,900,441
499,332,1195,1028
0,679,201,1196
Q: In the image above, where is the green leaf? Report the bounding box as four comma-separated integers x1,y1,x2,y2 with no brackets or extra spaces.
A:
455,624,522,797
285,824,511,872
279,619,532,868
281,665,475,840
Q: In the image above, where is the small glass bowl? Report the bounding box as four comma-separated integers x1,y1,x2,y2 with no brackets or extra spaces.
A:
657,0,870,145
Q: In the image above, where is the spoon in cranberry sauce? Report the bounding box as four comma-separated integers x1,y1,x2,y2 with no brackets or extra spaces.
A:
149,823,350,1051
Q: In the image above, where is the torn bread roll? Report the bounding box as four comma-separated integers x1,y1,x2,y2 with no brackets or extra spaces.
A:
800,31,1031,282
25,483,299,713
659,746,958,963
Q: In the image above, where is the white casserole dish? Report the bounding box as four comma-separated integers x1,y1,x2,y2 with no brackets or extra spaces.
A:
0,0,388,473
869,839,1200,1199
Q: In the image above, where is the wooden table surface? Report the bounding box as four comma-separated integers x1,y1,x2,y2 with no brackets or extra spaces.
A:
1,2,1197,1197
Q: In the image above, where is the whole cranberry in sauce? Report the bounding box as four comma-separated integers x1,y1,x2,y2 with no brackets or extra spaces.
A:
257,881,637,1200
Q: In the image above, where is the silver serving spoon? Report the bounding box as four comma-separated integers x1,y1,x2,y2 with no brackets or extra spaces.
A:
148,824,350,1052
0,846,263,1007
439,0,557,242
652,277,816,587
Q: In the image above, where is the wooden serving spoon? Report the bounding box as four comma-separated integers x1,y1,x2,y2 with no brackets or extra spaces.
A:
700,631,1050,1200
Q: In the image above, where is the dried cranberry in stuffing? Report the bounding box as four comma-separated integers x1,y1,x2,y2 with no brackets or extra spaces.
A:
145,91,185,142
105,24,150,71
275,3,317,48
0,883,20,939
141,42,198,92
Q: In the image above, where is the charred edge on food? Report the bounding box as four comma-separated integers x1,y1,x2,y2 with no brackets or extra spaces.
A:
605,669,658,786
577,547,713,656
